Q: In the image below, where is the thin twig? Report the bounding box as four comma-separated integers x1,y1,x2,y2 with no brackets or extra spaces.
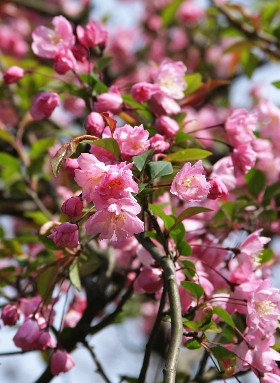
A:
83,340,112,383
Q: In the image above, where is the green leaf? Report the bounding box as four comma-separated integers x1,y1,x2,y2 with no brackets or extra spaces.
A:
171,207,213,230
272,80,280,89
259,248,274,264
224,40,253,53
185,339,201,349
90,138,121,159
51,139,80,177
165,148,212,162
213,306,235,328
178,241,192,256
181,281,204,300
69,259,81,291
183,320,199,331
169,222,186,245
263,181,280,206
0,152,21,185
30,137,56,159
37,263,60,304
184,73,202,96
96,56,112,71
161,0,184,27
181,259,196,278
147,161,173,180
0,128,14,144
149,204,175,230
245,168,266,197
24,211,49,225
133,149,154,172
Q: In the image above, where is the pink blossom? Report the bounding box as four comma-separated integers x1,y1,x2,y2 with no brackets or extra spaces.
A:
74,153,109,202
77,20,108,48
85,112,105,136
0,25,28,58
156,115,180,138
61,197,83,219
13,319,41,351
85,198,144,241
231,144,257,176
54,48,77,74
170,161,210,202
177,1,205,24
149,134,170,153
261,372,280,383
63,96,85,118
211,156,236,190
37,331,57,351
65,158,79,177
149,92,181,116
50,350,75,376
30,92,60,121
153,60,187,99
258,99,280,155
207,177,228,200
19,295,42,318
48,223,79,248
1,304,19,326
134,267,163,293
71,44,88,62
3,66,25,84
32,16,75,59
225,109,257,148
94,86,123,114
90,145,117,164
131,82,160,103
247,279,280,335
113,124,150,160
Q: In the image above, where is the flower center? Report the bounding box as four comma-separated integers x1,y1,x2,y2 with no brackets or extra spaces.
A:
255,300,277,316
182,176,198,188
49,33,63,45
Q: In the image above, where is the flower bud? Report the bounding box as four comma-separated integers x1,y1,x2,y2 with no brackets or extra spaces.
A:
54,49,77,75
50,350,75,376
149,134,170,153
1,304,20,326
13,319,41,351
208,177,228,200
48,222,79,248
3,66,25,84
85,112,105,136
30,92,60,121
94,86,123,114
71,44,88,62
61,197,83,219
131,82,159,103
156,115,180,138
37,331,57,351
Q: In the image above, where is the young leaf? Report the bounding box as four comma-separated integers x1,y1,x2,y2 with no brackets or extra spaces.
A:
147,161,173,179
170,207,213,230
210,345,236,376
164,148,212,162
69,259,81,291
178,241,192,256
181,281,204,300
169,222,186,245
37,263,61,304
30,137,56,159
149,203,175,230
184,73,202,96
213,306,235,328
245,168,266,197
133,149,154,172
161,0,184,27
91,138,121,159
272,80,280,88
185,339,201,349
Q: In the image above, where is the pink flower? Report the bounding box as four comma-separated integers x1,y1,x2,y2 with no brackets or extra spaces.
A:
85,112,105,136
61,197,83,219
48,222,79,248
211,156,236,190
149,92,181,116
261,372,280,383
113,124,150,160
30,92,60,121
13,319,41,351
134,267,163,293
231,144,257,176
131,82,160,103
153,60,187,99
207,177,228,200
37,331,57,351
177,1,205,24
54,48,77,74
77,20,108,48
50,350,75,376
71,44,88,62
225,109,257,148
74,153,109,202
63,96,85,118
156,115,180,138
258,99,280,155
3,66,25,84
32,16,75,59
0,26,28,58
149,134,170,153
170,160,210,202
85,198,144,241
1,304,19,326
94,86,123,114
247,279,280,335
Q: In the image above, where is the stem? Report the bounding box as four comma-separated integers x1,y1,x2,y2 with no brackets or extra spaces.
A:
138,287,167,383
135,234,183,383
83,340,112,383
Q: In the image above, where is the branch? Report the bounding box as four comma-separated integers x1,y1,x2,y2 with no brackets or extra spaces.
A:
135,234,183,383
138,287,167,383
83,340,112,383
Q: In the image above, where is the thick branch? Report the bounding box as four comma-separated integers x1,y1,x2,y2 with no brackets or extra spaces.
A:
135,233,183,383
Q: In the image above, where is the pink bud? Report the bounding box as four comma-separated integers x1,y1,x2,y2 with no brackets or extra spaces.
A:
94,86,123,114
1,304,20,326
61,197,83,219
71,44,88,62
48,222,79,248
207,178,228,200
50,350,75,376
37,331,57,351
3,66,25,84
85,112,105,136
65,158,79,178
13,319,41,351
131,82,159,103
149,134,170,153
54,49,77,75
156,115,180,138
30,92,60,121
77,20,107,48
134,267,163,293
